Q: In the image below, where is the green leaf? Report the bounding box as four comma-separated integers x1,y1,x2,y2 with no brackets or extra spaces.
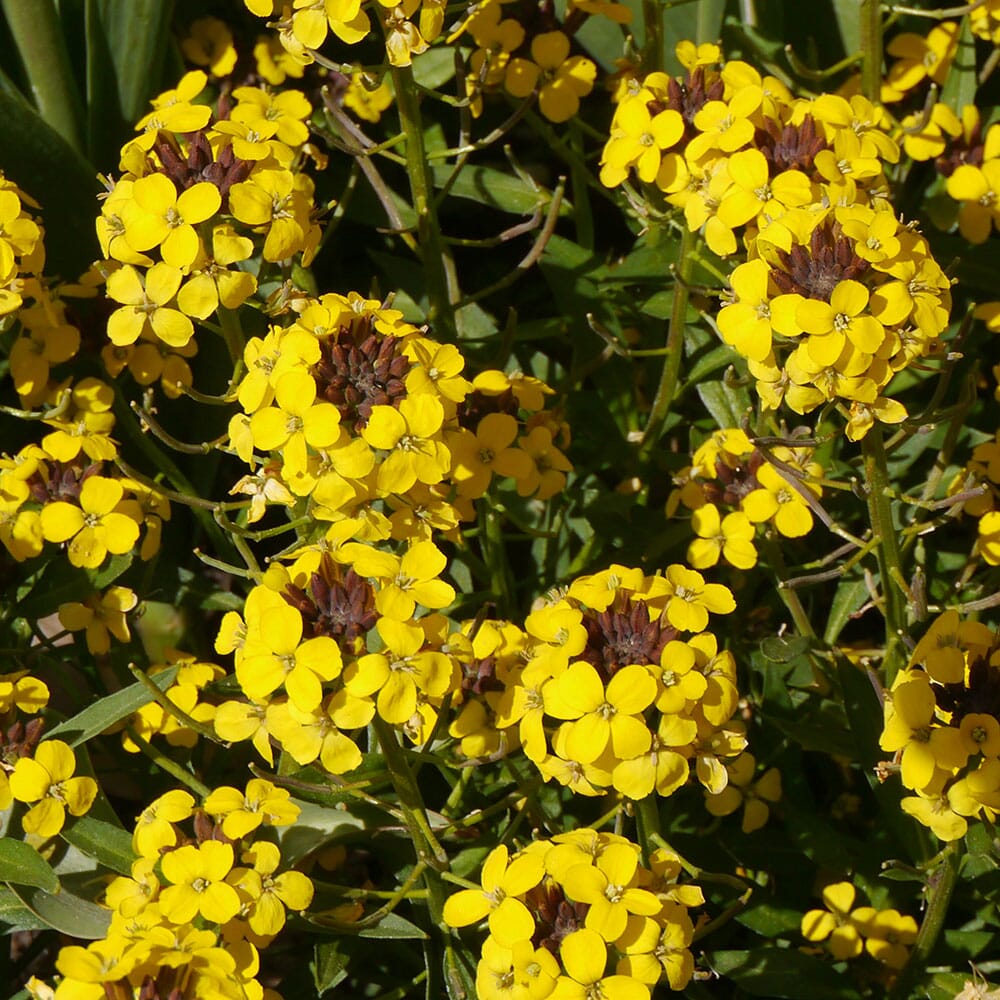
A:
707,948,858,999
410,47,456,90
6,883,111,938
86,0,172,163
697,379,751,429
430,165,564,216
358,911,429,940
0,89,99,278
735,902,804,938
0,838,60,892
0,886,49,931
60,815,137,875
279,798,368,866
44,664,179,747
313,939,351,993
927,972,986,1000
940,15,977,114
823,577,868,644
830,0,861,61
444,942,477,1000
760,635,812,663
2,0,86,152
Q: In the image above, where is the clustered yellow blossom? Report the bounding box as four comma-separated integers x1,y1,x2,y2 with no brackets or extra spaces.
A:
879,611,1000,841
49,780,313,999
670,428,824,564
444,832,704,998
242,0,444,69
225,288,569,528
801,881,918,970
600,43,952,440
947,428,1000,565
450,563,747,801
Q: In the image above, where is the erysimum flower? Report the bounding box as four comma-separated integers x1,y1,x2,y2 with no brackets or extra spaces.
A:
9,740,98,837
442,844,545,946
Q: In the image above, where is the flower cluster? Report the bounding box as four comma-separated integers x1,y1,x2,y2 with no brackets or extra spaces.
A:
879,611,1000,841
451,563,746,801
451,11,604,124
444,832,704,997
601,43,952,438
50,780,312,999
242,0,445,69
0,173,43,317
226,289,569,531
670,428,824,563
801,881,918,969
98,68,317,364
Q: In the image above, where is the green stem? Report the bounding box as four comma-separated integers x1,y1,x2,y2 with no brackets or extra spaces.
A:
642,0,663,73
390,64,458,340
889,844,960,999
481,501,515,618
860,0,884,104
639,226,694,458
760,535,817,640
372,717,449,926
1,0,84,153
861,426,908,685
217,305,246,367
633,796,661,866
125,726,211,798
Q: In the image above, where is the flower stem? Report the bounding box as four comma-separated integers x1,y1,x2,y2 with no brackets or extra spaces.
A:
889,843,960,999
642,0,663,73
861,425,908,685
639,226,694,459
634,795,661,866
390,64,458,340
125,726,211,798
860,0,884,105
372,717,449,925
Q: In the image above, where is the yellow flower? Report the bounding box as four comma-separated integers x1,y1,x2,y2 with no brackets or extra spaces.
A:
121,173,221,269
660,565,735,633
58,586,138,654
505,32,596,123
442,844,545,946
181,16,238,76
202,778,300,839
879,672,967,790
361,395,449,494
688,503,757,570
132,788,195,857
106,262,194,348
237,601,342,711
553,928,648,1000
600,94,684,187
703,752,781,832
39,476,140,568
801,881,864,959
853,907,918,969
946,161,1000,243
883,21,959,98
160,841,241,924
560,844,661,942
796,279,885,364
544,662,656,765
249,369,342,478
741,464,814,539
9,740,98,837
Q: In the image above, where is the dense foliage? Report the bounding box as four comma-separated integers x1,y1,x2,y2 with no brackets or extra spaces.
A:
0,1,999,998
